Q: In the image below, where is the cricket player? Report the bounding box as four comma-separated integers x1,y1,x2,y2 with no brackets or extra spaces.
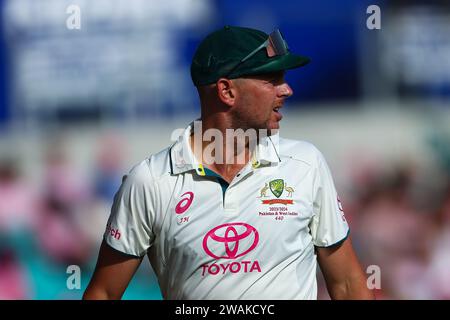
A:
83,26,374,300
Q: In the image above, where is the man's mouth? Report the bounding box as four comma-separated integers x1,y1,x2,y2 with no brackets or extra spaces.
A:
272,106,283,121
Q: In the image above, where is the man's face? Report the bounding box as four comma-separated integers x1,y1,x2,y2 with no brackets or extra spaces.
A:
231,71,293,134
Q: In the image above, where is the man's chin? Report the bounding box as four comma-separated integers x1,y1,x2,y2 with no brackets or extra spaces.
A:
267,125,280,136
267,120,281,134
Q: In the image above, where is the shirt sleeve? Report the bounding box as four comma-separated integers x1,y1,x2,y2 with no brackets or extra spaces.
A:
309,149,349,248
103,161,156,257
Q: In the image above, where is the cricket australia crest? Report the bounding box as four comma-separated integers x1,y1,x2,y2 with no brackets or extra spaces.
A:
258,179,295,205
269,179,284,198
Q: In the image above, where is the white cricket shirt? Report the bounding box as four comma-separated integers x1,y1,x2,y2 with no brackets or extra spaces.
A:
104,121,349,299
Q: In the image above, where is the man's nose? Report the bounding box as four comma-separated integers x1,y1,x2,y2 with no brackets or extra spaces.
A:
278,82,293,98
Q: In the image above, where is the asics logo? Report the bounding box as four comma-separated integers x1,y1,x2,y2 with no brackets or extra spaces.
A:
175,191,194,214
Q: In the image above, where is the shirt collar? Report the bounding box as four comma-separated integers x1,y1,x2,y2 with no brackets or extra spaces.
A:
169,121,281,175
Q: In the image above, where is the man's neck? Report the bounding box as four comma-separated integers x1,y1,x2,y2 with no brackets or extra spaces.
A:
189,120,256,183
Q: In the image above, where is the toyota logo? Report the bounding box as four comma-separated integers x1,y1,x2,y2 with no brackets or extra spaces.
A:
202,223,259,259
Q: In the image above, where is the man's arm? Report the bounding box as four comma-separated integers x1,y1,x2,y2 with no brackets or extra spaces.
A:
83,240,143,300
316,237,375,300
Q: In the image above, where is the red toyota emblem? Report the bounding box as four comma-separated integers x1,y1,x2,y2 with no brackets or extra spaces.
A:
202,223,259,259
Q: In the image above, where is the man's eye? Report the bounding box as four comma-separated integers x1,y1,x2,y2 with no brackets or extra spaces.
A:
269,78,283,85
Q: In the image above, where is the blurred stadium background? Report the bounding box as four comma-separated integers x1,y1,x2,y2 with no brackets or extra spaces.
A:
1,0,450,300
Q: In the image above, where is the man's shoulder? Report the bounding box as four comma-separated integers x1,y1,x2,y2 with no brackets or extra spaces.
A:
126,145,173,184
278,137,324,167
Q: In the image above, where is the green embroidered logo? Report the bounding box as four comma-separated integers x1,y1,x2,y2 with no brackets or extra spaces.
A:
269,179,284,198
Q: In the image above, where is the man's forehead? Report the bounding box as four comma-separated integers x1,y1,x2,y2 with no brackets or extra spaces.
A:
202,71,286,88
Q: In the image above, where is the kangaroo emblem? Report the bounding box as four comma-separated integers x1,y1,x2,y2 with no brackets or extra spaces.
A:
259,183,269,198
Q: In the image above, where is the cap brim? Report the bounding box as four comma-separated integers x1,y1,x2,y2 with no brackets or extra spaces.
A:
238,53,310,77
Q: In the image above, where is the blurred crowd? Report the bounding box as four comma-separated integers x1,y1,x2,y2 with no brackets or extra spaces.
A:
1,131,450,299
1,0,450,301
318,151,450,299
0,134,159,299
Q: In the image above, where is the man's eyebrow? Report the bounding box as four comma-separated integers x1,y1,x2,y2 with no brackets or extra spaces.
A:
267,71,286,79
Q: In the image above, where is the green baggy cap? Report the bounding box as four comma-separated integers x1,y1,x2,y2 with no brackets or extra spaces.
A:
190,25,310,86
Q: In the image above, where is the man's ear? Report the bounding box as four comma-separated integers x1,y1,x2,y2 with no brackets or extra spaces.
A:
216,78,239,106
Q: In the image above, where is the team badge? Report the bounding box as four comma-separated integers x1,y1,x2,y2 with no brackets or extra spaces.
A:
258,179,299,220
258,179,295,205
269,179,284,198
